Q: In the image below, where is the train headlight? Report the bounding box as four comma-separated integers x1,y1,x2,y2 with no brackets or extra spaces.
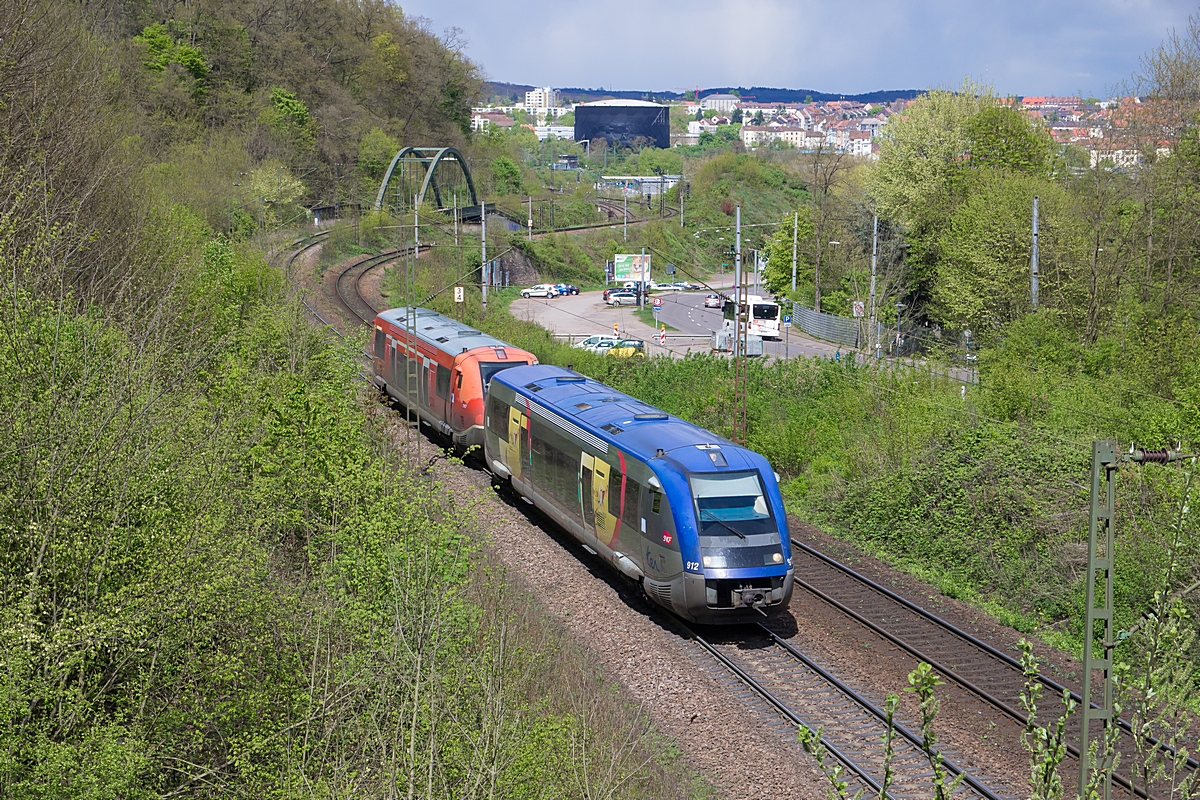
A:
772,552,784,564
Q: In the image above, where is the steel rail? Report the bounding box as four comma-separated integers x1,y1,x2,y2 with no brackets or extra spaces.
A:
679,622,890,798
791,538,1195,798
753,623,1005,800
793,538,1200,773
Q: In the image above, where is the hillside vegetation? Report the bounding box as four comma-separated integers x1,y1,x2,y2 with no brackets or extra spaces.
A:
0,3,700,797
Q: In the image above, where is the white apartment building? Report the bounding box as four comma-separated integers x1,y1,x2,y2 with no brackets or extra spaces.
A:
740,125,825,149
525,87,559,110
700,93,740,113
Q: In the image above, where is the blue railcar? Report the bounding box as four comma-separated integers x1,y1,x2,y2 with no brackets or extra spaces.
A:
484,364,793,624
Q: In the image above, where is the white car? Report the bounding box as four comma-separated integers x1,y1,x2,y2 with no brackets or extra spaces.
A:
606,290,638,306
575,335,619,353
520,284,556,299
703,293,723,309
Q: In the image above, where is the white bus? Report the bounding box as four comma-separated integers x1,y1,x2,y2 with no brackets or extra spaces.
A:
722,295,781,340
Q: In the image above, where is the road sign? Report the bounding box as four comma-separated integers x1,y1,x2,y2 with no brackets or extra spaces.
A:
652,297,662,308
852,301,866,318
454,286,464,303
666,263,676,274
783,314,792,326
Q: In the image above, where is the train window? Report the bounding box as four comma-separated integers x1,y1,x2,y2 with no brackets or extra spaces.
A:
420,366,430,406
374,328,385,359
435,365,451,400
581,465,594,519
456,371,463,389
651,491,662,514
487,396,508,437
622,479,641,528
608,468,621,517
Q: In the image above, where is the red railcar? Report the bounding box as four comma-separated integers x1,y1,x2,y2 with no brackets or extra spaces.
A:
371,307,537,449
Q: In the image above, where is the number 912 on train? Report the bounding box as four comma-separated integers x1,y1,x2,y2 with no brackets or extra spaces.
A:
484,365,794,624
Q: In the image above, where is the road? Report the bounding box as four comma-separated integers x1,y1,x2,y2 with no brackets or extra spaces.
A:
512,286,858,362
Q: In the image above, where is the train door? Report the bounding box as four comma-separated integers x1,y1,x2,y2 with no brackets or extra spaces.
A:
580,453,594,524
592,459,619,547
435,363,452,426
506,406,526,481
450,367,463,429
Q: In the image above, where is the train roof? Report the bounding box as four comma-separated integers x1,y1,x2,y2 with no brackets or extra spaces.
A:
492,364,768,475
376,307,524,358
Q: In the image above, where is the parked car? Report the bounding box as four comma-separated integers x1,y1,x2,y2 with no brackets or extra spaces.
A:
652,281,682,292
574,335,619,353
555,283,580,295
605,290,638,306
606,339,646,359
703,293,723,309
520,284,556,299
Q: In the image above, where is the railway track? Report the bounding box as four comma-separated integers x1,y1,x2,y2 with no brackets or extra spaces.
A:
681,619,1010,799
789,538,1199,798
282,233,1193,799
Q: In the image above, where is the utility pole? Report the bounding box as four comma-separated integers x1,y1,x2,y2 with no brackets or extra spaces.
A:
869,214,878,360
453,191,458,246
414,194,419,258
639,247,645,310
481,199,488,312
733,205,748,446
791,211,798,293
527,196,533,241
1031,195,1040,309
1079,443,1190,800
623,196,628,242
680,189,685,228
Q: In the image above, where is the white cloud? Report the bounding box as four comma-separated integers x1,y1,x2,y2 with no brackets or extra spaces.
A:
408,0,1196,96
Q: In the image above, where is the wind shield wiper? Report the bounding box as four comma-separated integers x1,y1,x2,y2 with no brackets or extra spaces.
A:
700,509,746,539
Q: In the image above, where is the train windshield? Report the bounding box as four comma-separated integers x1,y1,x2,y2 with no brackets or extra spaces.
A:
479,361,529,388
690,471,776,538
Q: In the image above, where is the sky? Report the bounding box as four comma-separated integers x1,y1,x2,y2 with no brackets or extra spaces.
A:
403,0,1197,97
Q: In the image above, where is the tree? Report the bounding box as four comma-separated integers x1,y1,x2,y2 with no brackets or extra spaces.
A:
358,127,400,181
731,108,743,123
935,171,1086,335
867,80,992,308
753,110,765,125
762,207,816,296
966,105,1054,175
492,156,522,195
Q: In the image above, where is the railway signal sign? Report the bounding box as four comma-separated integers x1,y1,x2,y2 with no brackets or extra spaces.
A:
454,286,464,303
852,301,865,318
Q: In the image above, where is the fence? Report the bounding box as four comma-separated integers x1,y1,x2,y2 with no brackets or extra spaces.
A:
791,303,876,349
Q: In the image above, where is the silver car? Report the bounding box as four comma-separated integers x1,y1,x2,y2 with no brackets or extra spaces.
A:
575,335,620,353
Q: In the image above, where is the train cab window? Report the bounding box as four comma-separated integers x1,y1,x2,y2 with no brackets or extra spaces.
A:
374,328,385,359
456,371,463,389
435,365,451,400
622,479,641,528
608,468,622,517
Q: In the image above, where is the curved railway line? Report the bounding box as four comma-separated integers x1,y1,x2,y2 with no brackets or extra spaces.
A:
280,234,1194,800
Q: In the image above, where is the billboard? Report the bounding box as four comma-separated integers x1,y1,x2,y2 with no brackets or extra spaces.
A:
613,254,650,283
575,102,670,149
